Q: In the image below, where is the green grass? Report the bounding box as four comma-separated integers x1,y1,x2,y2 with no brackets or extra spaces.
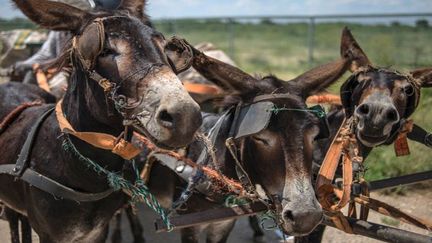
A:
2,19,431,180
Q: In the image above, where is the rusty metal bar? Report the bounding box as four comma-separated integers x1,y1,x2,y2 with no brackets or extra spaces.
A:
155,203,432,243
154,202,267,233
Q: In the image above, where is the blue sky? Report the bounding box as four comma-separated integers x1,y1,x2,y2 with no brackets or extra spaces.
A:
1,0,431,19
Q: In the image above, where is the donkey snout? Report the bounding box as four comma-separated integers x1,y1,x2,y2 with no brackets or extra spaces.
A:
155,100,202,147
355,102,399,134
281,204,323,235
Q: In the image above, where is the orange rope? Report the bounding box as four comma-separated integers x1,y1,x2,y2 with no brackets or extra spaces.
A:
0,101,42,135
307,94,341,105
134,133,246,194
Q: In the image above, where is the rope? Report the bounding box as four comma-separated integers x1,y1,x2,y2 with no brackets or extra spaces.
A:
61,135,173,231
257,210,279,230
135,133,246,194
270,105,326,118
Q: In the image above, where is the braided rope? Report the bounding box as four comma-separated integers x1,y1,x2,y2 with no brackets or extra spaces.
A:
62,135,173,231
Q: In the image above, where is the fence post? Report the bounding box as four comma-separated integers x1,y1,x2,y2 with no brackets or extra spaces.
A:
308,17,315,66
227,18,235,60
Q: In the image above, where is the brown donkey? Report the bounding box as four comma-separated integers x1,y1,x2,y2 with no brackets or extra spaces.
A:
297,28,432,243
0,0,201,242
135,29,366,243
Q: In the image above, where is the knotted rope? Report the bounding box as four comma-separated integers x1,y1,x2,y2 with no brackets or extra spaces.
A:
62,135,173,230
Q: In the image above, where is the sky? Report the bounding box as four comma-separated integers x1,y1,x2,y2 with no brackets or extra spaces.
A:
0,0,431,19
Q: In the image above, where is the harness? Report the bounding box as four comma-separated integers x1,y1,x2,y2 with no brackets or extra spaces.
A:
149,93,330,227
0,16,155,201
0,105,115,201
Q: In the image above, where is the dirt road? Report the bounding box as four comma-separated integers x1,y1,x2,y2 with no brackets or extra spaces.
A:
0,189,431,242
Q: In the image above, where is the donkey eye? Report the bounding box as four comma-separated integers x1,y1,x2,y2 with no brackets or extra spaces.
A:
251,136,269,146
100,48,117,57
403,85,414,96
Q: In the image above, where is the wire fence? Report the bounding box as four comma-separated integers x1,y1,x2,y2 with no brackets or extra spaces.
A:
1,13,432,78
153,13,432,79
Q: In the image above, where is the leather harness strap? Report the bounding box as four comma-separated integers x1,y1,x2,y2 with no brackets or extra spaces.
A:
55,100,142,160
0,165,114,202
0,106,113,202
316,117,358,233
354,195,432,231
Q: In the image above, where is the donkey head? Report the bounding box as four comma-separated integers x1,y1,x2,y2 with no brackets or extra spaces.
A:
169,29,354,235
13,0,202,148
340,28,431,147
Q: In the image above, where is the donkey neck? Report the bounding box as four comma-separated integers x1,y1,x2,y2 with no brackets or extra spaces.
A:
62,69,124,136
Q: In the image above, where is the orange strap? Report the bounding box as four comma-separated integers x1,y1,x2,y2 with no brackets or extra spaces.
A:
307,94,342,105
316,118,358,233
316,118,347,190
184,81,222,95
33,64,57,93
354,195,432,231
55,100,142,160
394,119,414,157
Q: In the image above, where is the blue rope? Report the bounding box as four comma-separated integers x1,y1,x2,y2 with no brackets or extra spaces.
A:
171,169,206,211
62,135,173,231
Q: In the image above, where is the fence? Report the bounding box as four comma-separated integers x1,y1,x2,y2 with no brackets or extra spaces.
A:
154,13,432,79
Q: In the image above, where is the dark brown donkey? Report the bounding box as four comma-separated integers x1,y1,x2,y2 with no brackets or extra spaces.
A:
0,0,201,242
138,30,363,243
296,28,432,243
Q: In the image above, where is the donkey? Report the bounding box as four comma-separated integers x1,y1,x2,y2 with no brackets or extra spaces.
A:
134,29,367,243
295,28,432,243
0,0,201,242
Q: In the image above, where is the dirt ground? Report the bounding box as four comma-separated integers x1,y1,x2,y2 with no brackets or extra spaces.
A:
0,189,431,243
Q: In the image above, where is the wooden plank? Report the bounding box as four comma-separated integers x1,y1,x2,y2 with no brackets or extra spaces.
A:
154,202,267,233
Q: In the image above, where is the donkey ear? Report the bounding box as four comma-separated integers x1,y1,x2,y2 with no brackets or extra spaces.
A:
12,0,91,32
164,37,194,74
165,37,258,93
340,27,371,72
119,0,146,19
290,59,350,97
410,67,432,87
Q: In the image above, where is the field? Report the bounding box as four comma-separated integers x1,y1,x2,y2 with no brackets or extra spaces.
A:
2,19,432,181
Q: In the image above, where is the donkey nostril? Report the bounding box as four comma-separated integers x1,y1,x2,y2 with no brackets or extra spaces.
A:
157,109,174,128
358,104,370,115
386,109,398,122
284,210,295,222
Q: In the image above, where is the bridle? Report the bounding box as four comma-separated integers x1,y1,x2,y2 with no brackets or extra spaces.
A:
70,16,171,142
223,93,329,226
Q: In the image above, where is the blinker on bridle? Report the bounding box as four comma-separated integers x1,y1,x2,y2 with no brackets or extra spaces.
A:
229,93,329,140
224,93,331,219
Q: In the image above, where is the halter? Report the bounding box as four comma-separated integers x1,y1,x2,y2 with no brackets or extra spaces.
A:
341,66,421,119
63,16,172,158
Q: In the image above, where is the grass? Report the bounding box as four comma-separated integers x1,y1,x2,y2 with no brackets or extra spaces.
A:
1,19,431,181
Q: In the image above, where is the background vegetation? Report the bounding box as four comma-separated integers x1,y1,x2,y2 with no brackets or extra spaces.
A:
1,18,431,181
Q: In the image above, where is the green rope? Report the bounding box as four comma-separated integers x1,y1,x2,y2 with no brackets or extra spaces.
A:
223,195,251,207
269,105,326,118
62,135,173,231
257,210,279,230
